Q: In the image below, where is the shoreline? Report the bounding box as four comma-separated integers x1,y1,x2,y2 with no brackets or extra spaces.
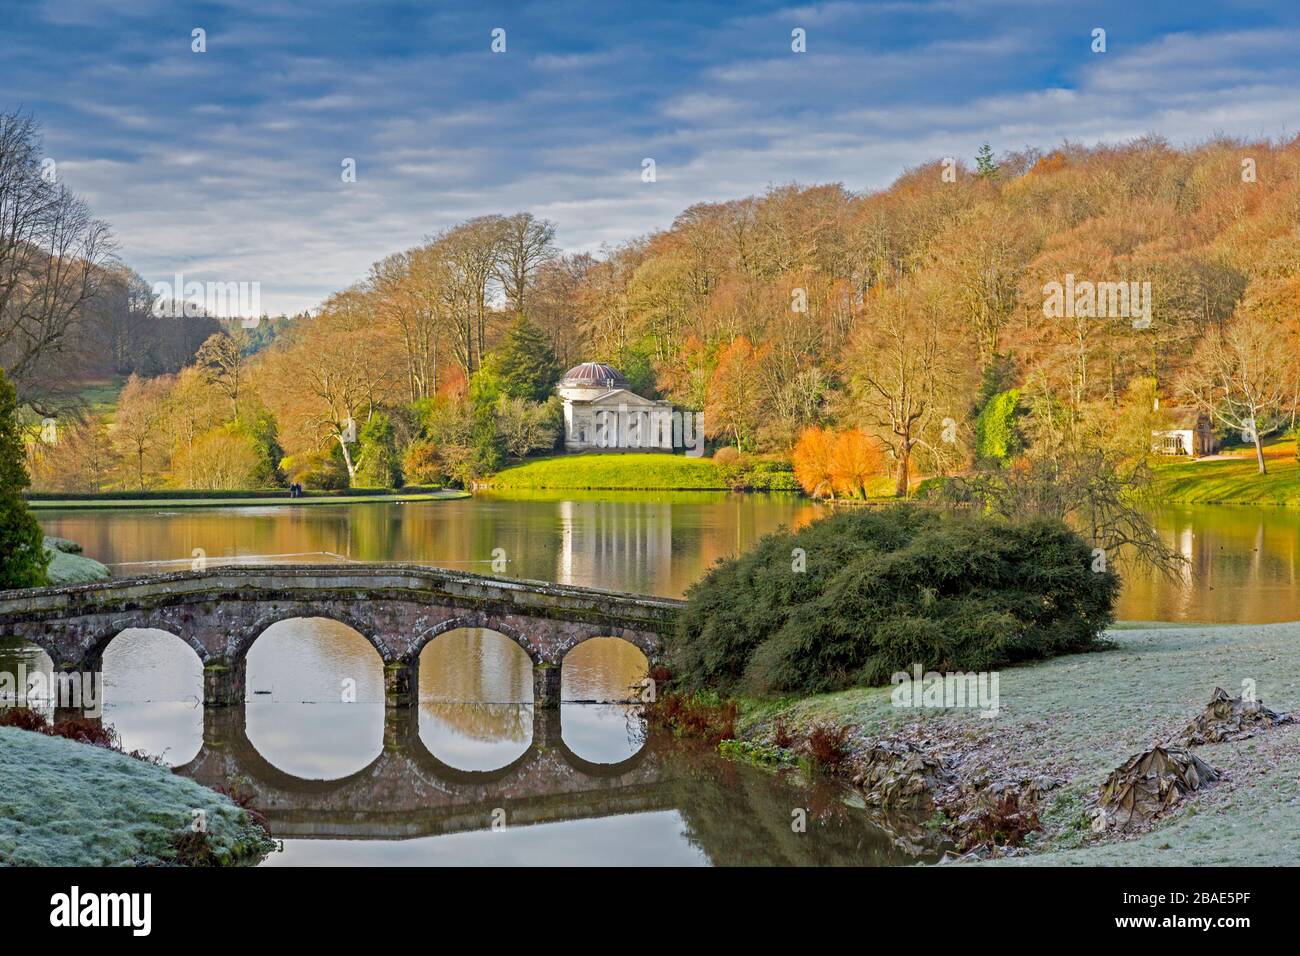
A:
26,489,471,510
732,621,1300,866
0,726,275,866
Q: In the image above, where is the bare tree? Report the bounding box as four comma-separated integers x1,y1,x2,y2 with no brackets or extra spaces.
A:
194,329,250,417
0,111,114,407
371,250,445,401
493,212,556,316
435,216,505,374
848,284,961,496
1178,310,1296,474
530,252,595,368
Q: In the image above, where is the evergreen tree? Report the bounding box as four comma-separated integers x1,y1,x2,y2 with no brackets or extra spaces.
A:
0,367,49,588
975,142,999,178
974,388,1023,465
494,315,560,402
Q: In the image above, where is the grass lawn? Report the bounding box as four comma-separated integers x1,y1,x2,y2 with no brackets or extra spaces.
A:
739,622,1300,865
1151,438,1300,505
74,376,128,419
27,489,470,510
484,453,728,490
0,727,274,865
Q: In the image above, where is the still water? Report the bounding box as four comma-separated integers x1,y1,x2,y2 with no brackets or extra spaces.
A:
37,492,1300,621
21,492,1300,865
2,625,929,866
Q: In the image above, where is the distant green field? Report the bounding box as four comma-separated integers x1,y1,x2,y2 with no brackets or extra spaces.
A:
73,376,128,418
1151,440,1300,505
484,453,727,490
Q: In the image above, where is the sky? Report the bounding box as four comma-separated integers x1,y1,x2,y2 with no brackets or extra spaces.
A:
3,0,1300,315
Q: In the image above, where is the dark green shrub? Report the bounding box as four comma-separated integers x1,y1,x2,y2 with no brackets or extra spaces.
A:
714,454,801,492
671,506,1117,696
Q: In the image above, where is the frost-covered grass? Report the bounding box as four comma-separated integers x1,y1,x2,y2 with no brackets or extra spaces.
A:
738,622,1300,865
43,537,109,584
0,728,273,866
985,728,1300,866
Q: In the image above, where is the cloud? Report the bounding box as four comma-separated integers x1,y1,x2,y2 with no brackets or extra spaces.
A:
4,1,1300,314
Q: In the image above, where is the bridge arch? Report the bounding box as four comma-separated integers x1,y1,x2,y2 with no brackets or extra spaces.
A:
84,623,209,671
559,626,660,665
236,607,384,663
244,616,386,704
0,564,683,708
409,615,542,665
560,635,650,704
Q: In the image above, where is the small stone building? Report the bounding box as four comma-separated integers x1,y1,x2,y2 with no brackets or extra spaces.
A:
555,362,677,452
1153,407,1218,457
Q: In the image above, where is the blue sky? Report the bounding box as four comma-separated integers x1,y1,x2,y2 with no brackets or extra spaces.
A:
4,0,1300,315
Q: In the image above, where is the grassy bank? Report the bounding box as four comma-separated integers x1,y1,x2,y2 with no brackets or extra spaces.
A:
44,537,110,584
1151,439,1300,505
27,489,470,510
0,727,274,865
482,453,728,490
736,622,1300,865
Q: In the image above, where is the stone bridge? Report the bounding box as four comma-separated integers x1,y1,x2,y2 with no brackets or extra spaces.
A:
0,565,683,707
179,706,673,841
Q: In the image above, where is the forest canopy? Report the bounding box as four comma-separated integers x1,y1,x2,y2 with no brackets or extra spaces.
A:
6,104,1299,536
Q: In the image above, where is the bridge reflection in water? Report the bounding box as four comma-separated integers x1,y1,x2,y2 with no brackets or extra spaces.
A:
177,704,668,843
3,620,938,865
166,702,932,866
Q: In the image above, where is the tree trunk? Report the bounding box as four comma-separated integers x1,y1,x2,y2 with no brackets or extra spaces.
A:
338,433,357,483
1254,432,1267,475
894,444,910,497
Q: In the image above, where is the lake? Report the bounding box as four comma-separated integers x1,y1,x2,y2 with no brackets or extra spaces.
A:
18,492,1297,865
36,492,1300,622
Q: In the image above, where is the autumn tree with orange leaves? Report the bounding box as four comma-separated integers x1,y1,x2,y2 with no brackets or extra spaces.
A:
705,336,768,451
793,426,883,498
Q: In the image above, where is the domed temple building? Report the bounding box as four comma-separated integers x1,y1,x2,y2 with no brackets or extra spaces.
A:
555,362,679,452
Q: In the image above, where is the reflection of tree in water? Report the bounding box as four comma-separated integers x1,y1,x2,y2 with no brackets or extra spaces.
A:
420,629,532,703
621,704,648,750
563,638,648,702
658,736,943,866
419,701,532,744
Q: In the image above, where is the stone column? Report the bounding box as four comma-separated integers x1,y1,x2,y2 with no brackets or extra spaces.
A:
531,706,562,749
384,659,418,708
532,662,562,709
203,657,246,707
383,702,420,750
201,703,242,751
